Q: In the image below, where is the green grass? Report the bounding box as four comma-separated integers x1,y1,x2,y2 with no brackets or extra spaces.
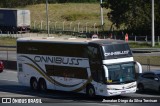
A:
129,42,160,48
17,3,113,30
134,56,160,66
0,37,16,46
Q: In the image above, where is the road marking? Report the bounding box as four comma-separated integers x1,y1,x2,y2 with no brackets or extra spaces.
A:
0,79,18,82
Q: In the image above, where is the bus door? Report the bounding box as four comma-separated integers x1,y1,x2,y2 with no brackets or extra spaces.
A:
17,63,25,84
18,62,29,85
96,67,106,95
87,44,105,95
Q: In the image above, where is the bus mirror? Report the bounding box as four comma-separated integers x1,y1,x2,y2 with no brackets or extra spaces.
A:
135,61,142,74
103,65,109,80
154,77,159,81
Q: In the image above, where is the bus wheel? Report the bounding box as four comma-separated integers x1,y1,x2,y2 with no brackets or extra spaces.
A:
86,85,95,97
39,79,47,92
30,78,38,90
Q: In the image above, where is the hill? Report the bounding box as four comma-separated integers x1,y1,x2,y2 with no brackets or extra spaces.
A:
18,3,113,31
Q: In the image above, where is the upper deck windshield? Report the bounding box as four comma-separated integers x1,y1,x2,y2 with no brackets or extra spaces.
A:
103,43,132,59
106,62,136,84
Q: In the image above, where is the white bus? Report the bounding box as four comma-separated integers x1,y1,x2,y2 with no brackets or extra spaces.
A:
17,37,142,97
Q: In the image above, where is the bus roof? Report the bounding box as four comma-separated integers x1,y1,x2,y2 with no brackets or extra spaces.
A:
17,37,126,45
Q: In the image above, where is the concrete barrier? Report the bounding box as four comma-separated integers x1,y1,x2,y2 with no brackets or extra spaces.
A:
2,60,17,70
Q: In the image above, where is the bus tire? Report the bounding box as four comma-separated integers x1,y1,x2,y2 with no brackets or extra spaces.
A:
38,78,47,92
30,78,38,90
86,85,95,97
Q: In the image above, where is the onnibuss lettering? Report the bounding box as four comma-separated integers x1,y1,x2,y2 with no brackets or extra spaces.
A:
33,55,86,66
104,50,129,57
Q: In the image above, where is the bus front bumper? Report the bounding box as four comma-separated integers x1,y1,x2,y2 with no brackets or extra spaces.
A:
106,87,137,96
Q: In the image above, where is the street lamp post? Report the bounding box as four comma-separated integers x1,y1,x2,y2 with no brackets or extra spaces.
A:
46,0,49,37
151,0,155,47
100,0,104,31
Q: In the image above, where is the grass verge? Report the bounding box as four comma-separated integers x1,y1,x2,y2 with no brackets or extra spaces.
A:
129,42,160,48
134,56,160,66
17,3,113,30
0,37,17,46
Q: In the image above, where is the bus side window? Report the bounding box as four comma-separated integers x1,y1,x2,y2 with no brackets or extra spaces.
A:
87,46,99,61
87,46,101,82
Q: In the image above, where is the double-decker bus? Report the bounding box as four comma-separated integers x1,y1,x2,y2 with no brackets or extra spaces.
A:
17,37,142,97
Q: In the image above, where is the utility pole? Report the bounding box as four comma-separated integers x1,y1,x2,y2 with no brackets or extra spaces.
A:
152,0,155,47
46,0,49,37
100,0,104,31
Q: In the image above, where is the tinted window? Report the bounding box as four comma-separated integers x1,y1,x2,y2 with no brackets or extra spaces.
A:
157,74,160,79
46,65,88,79
142,73,155,80
17,42,87,58
107,62,135,84
103,45,114,59
86,45,102,82
103,43,132,59
87,46,100,60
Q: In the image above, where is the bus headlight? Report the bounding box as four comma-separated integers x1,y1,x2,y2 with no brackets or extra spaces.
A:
107,88,119,90
127,84,137,89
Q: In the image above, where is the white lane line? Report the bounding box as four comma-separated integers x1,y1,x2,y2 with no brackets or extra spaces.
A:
0,79,18,82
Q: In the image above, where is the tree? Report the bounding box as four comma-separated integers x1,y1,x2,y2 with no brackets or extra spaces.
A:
104,0,160,36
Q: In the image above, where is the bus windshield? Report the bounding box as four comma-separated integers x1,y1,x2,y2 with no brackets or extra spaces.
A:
106,62,136,84
103,43,132,59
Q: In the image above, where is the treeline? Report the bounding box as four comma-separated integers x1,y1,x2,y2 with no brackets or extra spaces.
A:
103,0,160,36
0,0,98,8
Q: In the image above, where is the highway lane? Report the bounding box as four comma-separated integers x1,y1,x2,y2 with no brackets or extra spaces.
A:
0,69,160,106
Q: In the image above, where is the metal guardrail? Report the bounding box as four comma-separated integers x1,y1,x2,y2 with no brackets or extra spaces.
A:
2,60,17,70
0,31,160,43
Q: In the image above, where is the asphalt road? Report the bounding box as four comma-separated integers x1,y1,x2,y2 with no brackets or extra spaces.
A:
0,69,160,106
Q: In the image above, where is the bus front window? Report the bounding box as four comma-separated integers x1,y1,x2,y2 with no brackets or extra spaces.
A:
106,62,136,84
103,44,132,60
